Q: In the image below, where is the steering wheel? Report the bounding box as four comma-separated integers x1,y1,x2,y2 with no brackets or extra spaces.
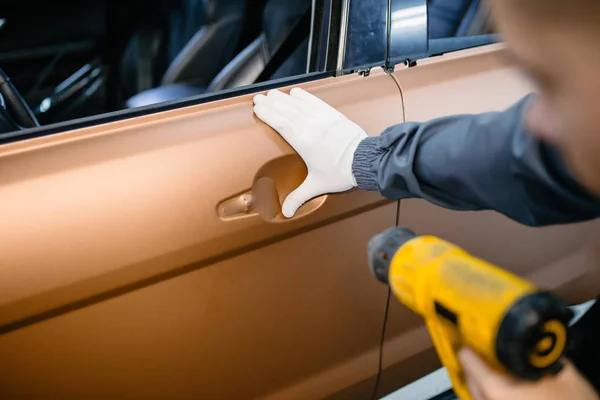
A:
0,68,40,132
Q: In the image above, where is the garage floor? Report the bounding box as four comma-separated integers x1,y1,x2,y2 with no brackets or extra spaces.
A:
380,301,595,400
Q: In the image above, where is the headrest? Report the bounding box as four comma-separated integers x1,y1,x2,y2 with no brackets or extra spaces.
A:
263,0,311,54
204,0,248,22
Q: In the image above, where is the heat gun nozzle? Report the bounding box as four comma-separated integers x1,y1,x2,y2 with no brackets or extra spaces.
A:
367,227,417,285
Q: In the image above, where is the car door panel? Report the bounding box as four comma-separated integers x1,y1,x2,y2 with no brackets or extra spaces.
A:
0,71,404,399
376,43,600,398
0,206,394,400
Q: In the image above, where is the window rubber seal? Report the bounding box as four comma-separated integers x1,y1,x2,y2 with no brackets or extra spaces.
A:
0,70,334,146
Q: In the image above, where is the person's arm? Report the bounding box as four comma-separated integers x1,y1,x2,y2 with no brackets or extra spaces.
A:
253,89,600,225
353,96,600,226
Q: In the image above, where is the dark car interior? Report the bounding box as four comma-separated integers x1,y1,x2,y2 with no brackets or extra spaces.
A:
0,0,312,133
0,0,490,134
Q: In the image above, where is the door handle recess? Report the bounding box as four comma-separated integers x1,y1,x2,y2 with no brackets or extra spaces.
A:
217,155,327,222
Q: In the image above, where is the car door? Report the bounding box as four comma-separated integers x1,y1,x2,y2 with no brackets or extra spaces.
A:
376,2,600,398
0,1,403,399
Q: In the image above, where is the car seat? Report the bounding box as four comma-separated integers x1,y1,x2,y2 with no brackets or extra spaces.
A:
126,0,311,109
122,0,250,98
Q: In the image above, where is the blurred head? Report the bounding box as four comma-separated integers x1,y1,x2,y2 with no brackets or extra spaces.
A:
490,0,600,196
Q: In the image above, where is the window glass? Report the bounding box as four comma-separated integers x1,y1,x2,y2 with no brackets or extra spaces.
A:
428,0,493,39
0,0,315,135
387,0,496,67
344,0,388,71
426,0,497,58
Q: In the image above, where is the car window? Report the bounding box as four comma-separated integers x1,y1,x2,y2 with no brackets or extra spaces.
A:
426,0,498,58
428,0,491,39
343,0,388,72
386,0,497,68
0,0,322,137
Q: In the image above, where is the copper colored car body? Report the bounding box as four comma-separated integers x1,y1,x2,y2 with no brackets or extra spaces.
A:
0,42,598,399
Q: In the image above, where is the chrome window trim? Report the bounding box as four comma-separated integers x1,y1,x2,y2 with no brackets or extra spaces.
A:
307,0,317,72
336,0,350,74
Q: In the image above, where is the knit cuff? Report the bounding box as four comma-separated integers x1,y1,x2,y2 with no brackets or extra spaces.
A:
352,136,383,191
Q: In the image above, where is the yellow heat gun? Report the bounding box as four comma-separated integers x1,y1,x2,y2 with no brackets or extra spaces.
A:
367,227,574,400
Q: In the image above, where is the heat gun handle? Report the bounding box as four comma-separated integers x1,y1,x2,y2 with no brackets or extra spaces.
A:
426,318,473,400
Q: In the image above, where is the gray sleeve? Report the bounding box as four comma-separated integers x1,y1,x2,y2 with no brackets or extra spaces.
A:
352,96,600,226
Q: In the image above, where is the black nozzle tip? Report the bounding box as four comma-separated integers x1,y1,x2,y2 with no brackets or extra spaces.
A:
496,292,573,380
367,227,417,284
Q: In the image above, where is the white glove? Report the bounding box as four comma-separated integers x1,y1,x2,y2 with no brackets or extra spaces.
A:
253,88,368,218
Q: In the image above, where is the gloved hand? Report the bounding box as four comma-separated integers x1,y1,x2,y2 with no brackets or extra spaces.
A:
253,88,367,218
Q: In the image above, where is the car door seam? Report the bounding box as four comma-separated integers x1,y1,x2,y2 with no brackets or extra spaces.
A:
370,201,401,399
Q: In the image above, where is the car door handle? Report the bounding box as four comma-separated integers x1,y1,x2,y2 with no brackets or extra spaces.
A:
217,154,327,222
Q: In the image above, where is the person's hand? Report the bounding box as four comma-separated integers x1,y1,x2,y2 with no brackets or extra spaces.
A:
253,88,367,218
459,348,599,400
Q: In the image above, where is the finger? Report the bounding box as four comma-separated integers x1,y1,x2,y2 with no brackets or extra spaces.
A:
464,370,489,400
290,87,336,111
459,348,512,388
282,176,322,218
254,92,300,118
269,88,315,115
253,104,296,143
262,89,307,121
266,89,300,105
257,94,303,122
252,93,267,105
